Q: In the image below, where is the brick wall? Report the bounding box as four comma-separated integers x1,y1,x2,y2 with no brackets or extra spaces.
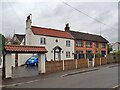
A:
75,41,108,55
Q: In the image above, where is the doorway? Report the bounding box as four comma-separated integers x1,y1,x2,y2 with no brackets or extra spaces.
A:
53,46,62,61
55,52,61,60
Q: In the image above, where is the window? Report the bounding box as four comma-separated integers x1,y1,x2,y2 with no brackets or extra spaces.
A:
96,42,99,48
76,51,83,54
75,51,84,59
55,39,58,42
40,37,46,44
66,51,70,58
76,40,83,47
101,43,106,48
86,41,92,48
66,40,70,47
86,50,92,54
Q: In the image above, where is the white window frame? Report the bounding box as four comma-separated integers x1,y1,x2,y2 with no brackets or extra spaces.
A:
40,37,46,45
86,41,92,48
101,43,106,48
66,40,70,47
76,40,83,47
66,51,70,58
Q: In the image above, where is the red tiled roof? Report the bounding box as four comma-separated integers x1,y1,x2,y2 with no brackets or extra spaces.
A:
31,26,73,39
5,45,47,53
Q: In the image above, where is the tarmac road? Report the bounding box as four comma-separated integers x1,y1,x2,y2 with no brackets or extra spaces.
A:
2,64,119,88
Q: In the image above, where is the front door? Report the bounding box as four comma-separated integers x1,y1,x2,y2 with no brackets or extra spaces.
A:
55,52,60,61
53,46,62,61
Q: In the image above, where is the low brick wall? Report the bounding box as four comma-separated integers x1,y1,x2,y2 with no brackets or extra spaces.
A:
94,58,100,66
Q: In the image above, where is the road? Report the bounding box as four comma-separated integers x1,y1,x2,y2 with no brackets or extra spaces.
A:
2,64,119,88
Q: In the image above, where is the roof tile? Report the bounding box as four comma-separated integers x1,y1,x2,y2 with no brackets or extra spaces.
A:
70,31,109,43
31,26,73,39
5,45,47,53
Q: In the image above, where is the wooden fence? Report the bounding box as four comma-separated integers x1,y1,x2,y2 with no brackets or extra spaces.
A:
45,61,63,73
45,57,108,73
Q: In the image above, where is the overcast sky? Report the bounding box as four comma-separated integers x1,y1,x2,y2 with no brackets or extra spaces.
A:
0,0,119,43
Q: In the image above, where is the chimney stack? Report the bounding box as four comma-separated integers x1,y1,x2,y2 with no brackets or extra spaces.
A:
26,15,32,29
65,23,70,32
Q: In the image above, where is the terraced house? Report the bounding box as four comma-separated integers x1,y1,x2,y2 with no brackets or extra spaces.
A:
11,15,108,67
26,15,108,60
64,24,109,59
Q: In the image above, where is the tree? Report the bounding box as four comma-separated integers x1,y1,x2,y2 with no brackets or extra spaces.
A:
108,44,112,54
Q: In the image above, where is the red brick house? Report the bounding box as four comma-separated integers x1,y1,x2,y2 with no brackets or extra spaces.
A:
64,24,109,59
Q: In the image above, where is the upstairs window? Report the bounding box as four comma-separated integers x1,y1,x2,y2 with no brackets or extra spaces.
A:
86,41,92,48
101,43,106,48
66,40,70,47
96,42,99,48
40,37,46,45
76,40,83,47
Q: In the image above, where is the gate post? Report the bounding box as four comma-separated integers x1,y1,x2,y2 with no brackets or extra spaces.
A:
93,54,95,67
5,53,12,79
76,59,77,69
87,59,89,67
63,60,64,71
38,53,46,74
100,57,101,65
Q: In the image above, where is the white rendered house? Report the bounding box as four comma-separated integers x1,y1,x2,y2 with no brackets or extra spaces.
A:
25,15,74,61
111,42,120,53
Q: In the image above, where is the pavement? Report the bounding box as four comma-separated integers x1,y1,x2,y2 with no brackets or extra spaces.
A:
1,63,119,88
12,65,38,78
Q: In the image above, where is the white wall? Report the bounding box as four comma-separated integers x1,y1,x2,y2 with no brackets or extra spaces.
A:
5,54,12,78
112,43,120,52
11,53,32,67
18,54,33,66
24,16,74,63
11,54,15,67
29,34,74,61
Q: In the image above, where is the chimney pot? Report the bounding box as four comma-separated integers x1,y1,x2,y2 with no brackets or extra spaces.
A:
27,15,30,20
65,23,70,32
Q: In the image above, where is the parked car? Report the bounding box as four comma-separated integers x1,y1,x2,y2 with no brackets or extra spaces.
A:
25,56,38,66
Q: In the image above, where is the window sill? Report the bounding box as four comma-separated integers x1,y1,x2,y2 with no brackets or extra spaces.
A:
66,57,70,58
